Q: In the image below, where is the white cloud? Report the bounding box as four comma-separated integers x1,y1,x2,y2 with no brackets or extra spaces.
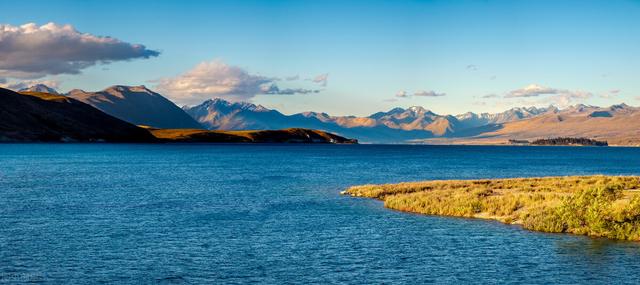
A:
389,89,446,100
466,64,478,71
311,73,329,86
395,90,409,98
600,89,621,99
505,84,593,107
156,60,320,104
482,93,498,99
553,91,592,107
495,84,596,108
156,60,272,103
505,84,560,98
0,79,61,91
414,90,446,97
261,84,319,95
0,22,159,79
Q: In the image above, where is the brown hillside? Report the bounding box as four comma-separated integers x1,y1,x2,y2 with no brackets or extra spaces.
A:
0,88,155,142
421,104,640,146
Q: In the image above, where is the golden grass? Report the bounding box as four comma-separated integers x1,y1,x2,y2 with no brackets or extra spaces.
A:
148,128,356,143
147,128,305,140
344,176,640,241
148,128,250,142
148,128,213,138
19,91,71,102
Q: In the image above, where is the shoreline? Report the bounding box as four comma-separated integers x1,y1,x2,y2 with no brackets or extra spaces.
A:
343,176,640,241
2,141,640,148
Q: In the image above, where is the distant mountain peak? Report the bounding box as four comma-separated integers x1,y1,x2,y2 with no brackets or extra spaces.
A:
564,103,598,113
67,89,86,96
101,85,158,98
610,103,630,110
199,97,269,112
19,84,59,94
388,107,406,113
301,111,331,117
66,85,202,129
407,106,433,115
200,98,228,107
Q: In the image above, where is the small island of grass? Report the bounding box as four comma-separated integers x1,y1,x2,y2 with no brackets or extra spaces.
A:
343,176,640,241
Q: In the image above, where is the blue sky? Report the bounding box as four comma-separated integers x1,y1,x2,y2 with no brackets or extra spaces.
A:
1,0,639,116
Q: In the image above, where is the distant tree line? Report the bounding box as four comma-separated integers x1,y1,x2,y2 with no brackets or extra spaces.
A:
531,137,608,146
508,139,530,145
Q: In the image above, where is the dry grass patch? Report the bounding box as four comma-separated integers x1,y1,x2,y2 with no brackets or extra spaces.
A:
344,176,640,241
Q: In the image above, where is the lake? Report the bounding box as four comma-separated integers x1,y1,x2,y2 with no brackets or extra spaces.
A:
1,144,640,284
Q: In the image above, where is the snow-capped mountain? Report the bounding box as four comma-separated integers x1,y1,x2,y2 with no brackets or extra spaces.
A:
182,98,560,142
14,83,640,144
19,84,59,95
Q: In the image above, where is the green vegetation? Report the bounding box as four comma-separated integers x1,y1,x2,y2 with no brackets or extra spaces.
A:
344,176,640,241
508,137,609,146
531,137,608,146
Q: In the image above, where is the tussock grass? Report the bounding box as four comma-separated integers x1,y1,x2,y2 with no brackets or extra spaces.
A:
344,176,640,241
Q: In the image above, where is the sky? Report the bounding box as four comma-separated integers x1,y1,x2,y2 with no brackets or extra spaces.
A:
1,0,639,116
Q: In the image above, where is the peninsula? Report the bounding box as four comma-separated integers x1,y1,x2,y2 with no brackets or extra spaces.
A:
148,127,358,144
344,176,640,241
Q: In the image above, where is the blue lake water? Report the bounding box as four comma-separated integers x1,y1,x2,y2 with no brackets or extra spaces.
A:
2,144,640,284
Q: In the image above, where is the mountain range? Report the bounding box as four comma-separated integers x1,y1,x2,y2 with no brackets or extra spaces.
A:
7,84,640,145
0,87,353,144
181,98,560,143
429,103,640,146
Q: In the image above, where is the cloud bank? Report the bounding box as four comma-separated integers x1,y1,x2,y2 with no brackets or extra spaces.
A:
506,84,592,100
0,79,61,91
0,22,159,79
393,89,446,100
504,84,593,107
156,60,323,104
600,89,621,99
262,84,320,95
414,90,446,97
505,84,561,98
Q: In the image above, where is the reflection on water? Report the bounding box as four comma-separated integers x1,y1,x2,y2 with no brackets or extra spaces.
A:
556,237,640,276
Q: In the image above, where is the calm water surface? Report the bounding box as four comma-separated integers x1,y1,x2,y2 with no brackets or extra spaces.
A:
1,144,640,284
